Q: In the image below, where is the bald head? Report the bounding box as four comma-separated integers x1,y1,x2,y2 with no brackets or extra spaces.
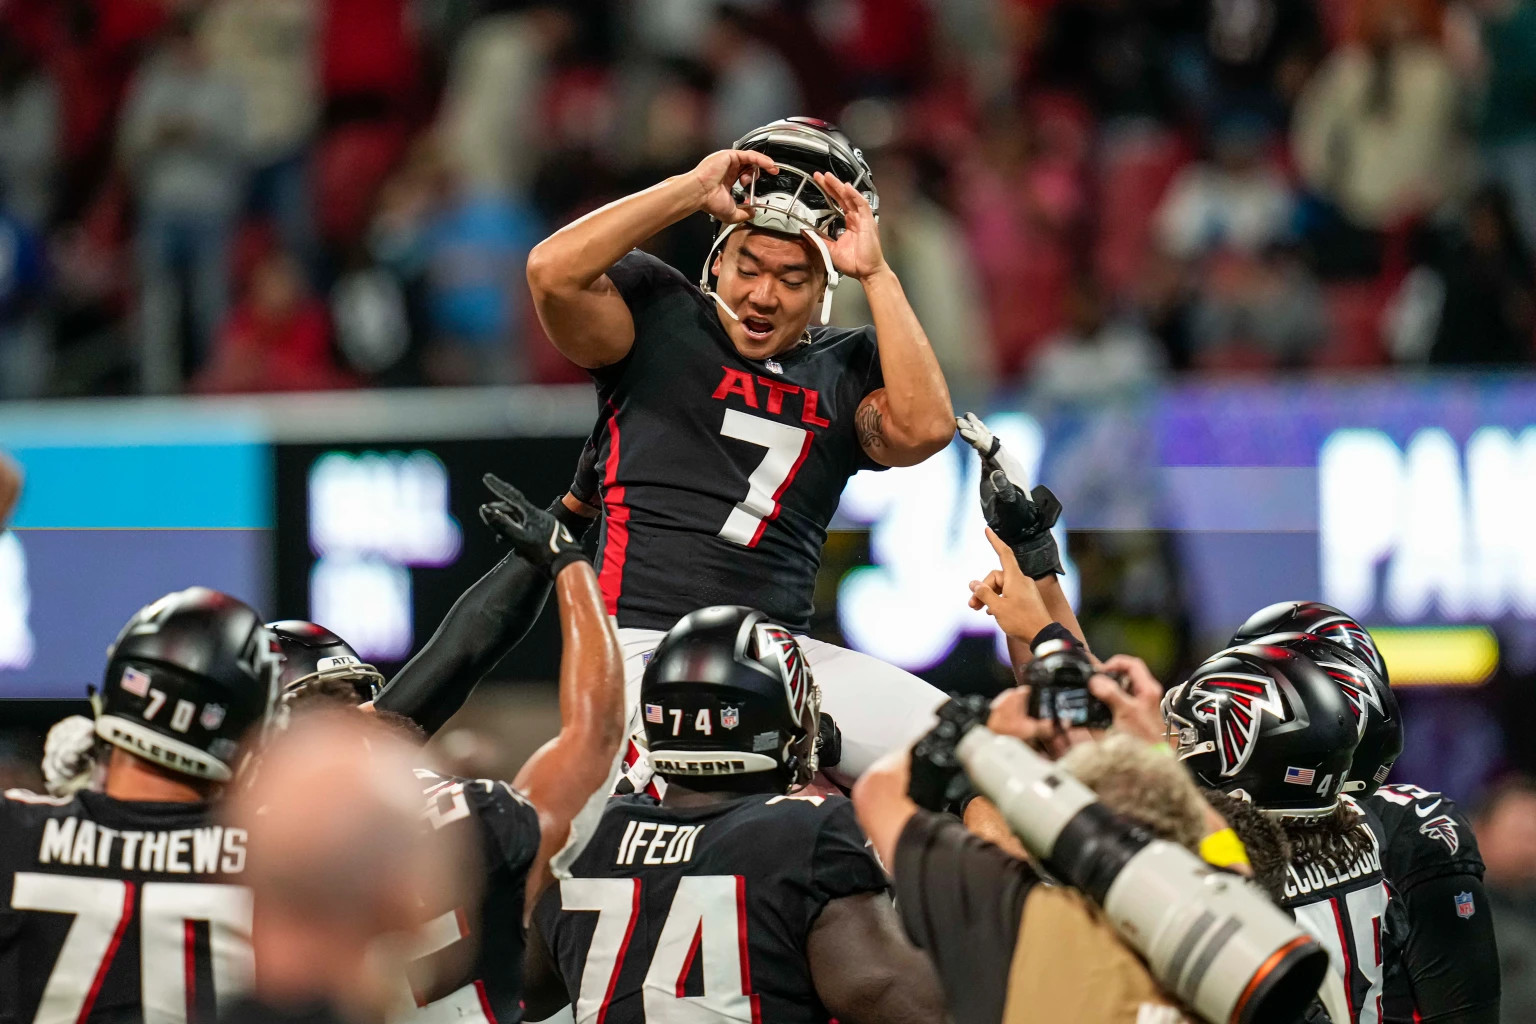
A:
229,708,474,1012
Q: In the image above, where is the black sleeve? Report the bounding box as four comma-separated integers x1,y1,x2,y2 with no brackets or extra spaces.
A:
475,781,543,874
1398,872,1500,1023
606,249,682,308
375,552,551,734
809,799,890,908
522,915,572,1021
893,810,1038,1024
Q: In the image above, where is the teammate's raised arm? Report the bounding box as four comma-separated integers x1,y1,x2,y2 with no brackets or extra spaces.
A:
817,173,955,467
478,477,627,915
526,148,778,369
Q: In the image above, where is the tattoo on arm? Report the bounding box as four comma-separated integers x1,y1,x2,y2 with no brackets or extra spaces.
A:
856,402,886,451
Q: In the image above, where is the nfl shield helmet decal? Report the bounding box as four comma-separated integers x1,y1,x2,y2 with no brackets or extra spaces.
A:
199,703,226,731
721,706,740,730
1455,891,1476,918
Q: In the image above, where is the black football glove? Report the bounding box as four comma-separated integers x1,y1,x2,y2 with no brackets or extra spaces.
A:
957,412,1064,579
548,440,602,539
480,473,588,578
815,712,843,771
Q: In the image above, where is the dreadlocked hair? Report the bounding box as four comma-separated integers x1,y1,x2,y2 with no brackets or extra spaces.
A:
1276,799,1377,880
1202,790,1292,902
283,677,427,744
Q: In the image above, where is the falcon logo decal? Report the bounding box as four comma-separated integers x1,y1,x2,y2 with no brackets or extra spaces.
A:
1314,655,1383,739
1186,672,1289,777
1314,619,1385,678
1419,814,1461,855
757,624,811,718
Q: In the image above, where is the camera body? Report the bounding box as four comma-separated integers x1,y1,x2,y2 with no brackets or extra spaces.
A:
1026,637,1113,729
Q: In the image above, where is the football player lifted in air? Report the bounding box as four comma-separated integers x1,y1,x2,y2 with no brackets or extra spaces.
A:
273,479,627,1024
1233,602,1500,1024
521,605,947,1024
525,117,957,787
1163,644,1390,1024
1,587,280,1024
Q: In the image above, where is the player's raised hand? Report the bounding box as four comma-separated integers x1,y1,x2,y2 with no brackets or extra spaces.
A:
970,528,1053,640
813,170,887,280
957,412,1064,579
691,149,779,224
480,473,588,578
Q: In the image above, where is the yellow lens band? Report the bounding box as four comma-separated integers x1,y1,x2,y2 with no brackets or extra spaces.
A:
1199,828,1251,869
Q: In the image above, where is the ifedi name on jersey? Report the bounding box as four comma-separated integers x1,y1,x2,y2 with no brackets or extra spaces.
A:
614,820,704,867
1282,839,1383,899
36,814,247,875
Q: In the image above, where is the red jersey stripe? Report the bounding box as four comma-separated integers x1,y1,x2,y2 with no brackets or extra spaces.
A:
598,409,631,616
78,882,135,1024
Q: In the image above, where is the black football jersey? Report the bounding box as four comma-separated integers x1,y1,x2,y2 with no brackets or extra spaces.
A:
1281,798,1393,1024
400,770,542,1024
0,788,251,1024
1367,783,1490,1023
590,250,886,632
533,791,887,1024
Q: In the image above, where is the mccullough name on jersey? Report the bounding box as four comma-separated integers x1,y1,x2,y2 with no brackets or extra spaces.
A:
34,814,247,875
1282,842,1383,900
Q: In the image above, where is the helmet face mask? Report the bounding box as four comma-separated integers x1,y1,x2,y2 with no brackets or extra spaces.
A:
700,117,878,326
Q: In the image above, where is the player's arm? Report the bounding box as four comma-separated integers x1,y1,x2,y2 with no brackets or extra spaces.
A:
375,551,551,734
0,451,21,530
526,149,779,369
809,892,951,1024
1398,872,1501,1023
811,173,953,467
521,917,572,1022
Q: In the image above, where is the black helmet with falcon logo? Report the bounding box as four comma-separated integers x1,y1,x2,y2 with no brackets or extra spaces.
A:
1231,600,1388,683
1253,632,1403,797
640,605,820,787
1162,644,1359,818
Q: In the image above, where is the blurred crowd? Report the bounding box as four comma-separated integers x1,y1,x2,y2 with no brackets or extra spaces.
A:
3,0,1536,398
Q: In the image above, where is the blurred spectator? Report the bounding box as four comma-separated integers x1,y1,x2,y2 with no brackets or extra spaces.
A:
118,11,247,392
704,7,804,143
372,144,538,385
1031,275,1163,403
1155,115,1295,260
955,100,1085,378
1475,777,1536,1024
831,148,992,404
0,205,49,398
0,36,60,231
825,0,933,97
1463,0,1536,252
439,5,577,199
1429,183,1536,364
197,249,351,393
321,0,420,113
1292,0,1469,234
1032,0,1180,126
1190,246,1326,367
224,709,473,1024
1202,0,1326,127
201,0,319,270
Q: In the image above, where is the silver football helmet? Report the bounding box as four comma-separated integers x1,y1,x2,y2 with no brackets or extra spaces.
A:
700,117,878,325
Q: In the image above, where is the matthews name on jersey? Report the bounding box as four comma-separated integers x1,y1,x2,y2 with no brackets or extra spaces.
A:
590,250,885,633
532,791,887,1024
1282,798,1394,1024
401,769,542,1024
1,788,251,1024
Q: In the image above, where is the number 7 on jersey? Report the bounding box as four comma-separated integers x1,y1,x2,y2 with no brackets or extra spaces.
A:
717,410,812,548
